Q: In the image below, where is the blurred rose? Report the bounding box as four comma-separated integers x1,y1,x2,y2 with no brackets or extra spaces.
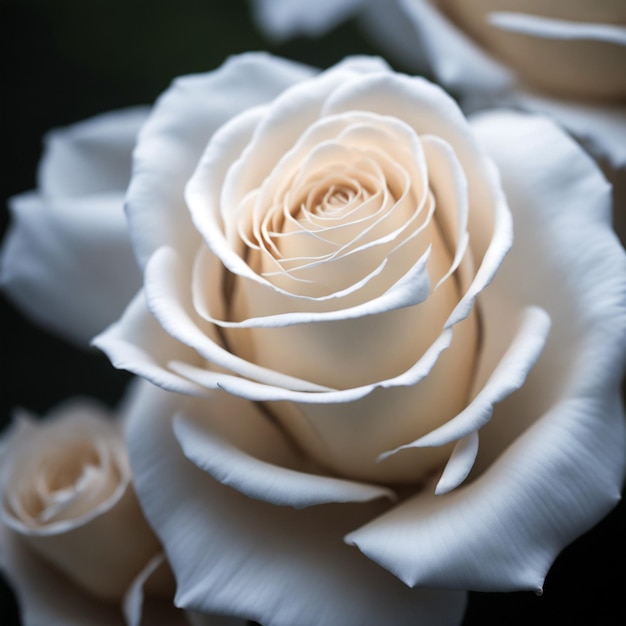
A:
0,108,146,346
250,0,626,172
0,395,220,626
77,54,626,625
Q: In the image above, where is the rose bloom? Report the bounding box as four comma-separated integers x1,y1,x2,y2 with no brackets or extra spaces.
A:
40,52,622,625
251,0,626,171
0,394,242,626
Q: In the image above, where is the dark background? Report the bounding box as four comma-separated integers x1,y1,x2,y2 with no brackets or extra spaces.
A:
1,1,624,624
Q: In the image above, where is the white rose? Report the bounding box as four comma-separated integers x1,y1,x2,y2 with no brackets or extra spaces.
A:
0,394,244,626
0,108,145,346
250,0,626,170
87,54,626,625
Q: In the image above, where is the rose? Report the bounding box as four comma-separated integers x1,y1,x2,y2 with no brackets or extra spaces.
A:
0,394,241,626
0,395,165,624
250,0,626,171
87,53,626,625
0,108,145,346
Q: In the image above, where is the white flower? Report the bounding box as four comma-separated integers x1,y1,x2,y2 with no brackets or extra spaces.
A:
0,394,243,626
0,108,146,345
250,0,626,169
82,53,626,625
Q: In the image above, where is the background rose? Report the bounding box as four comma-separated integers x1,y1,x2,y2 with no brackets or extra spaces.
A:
249,0,626,218
0,394,242,626
0,108,145,347
2,3,625,625
0,396,164,625
88,53,626,625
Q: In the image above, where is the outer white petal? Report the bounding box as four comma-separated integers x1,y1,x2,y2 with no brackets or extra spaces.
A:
126,381,467,626
250,0,364,41
126,53,315,270
1,192,141,345
38,107,148,197
507,90,626,168
347,112,626,590
93,291,207,397
399,0,515,93
0,523,123,626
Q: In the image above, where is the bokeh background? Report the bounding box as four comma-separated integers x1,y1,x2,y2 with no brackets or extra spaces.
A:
1,1,624,624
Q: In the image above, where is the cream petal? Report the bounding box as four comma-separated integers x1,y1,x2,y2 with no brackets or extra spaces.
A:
38,107,148,197
126,381,468,626
321,71,513,290
126,53,315,269
92,290,208,397
172,402,395,508
143,247,331,392
398,0,515,93
1,192,141,345
346,111,626,590
0,523,123,626
193,243,431,327
379,306,551,455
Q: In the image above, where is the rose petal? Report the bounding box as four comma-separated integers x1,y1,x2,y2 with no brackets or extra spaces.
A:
379,306,551,456
172,396,395,507
398,0,515,93
251,0,364,41
507,90,626,168
1,192,141,345
123,553,191,626
38,107,148,197
126,381,468,626
346,111,626,590
93,291,208,397
488,12,626,45
126,53,316,269
433,431,479,496
0,523,123,625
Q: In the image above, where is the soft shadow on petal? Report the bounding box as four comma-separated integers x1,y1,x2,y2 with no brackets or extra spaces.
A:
0,523,123,626
347,112,626,590
347,394,625,590
1,192,141,345
126,53,315,270
126,381,467,626
173,395,395,507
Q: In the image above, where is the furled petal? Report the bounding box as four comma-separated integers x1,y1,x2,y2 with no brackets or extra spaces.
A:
347,112,626,590
126,53,315,270
1,192,141,345
0,523,123,625
126,380,467,626
93,291,207,397
172,394,394,507
488,12,626,45
398,0,515,93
